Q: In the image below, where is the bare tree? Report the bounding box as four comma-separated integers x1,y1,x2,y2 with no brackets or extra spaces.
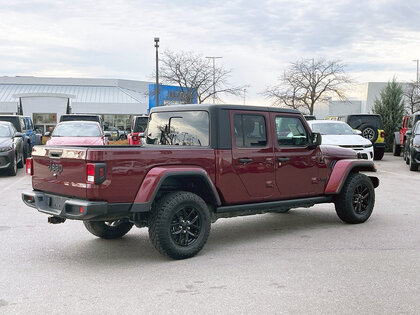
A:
263,58,352,114
158,50,245,104
403,82,420,114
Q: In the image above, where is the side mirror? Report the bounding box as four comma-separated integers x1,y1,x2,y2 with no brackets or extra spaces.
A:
44,131,51,137
354,130,362,135
105,134,111,138
308,132,322,149
139,132,145,138
406,129,412,136
15,132,24,137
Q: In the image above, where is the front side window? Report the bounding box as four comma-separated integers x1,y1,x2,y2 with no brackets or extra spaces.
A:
146,111,209,146
275,116,308,146
234,114,267,147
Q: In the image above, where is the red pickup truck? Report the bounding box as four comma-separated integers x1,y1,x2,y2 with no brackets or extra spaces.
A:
22,104,379,259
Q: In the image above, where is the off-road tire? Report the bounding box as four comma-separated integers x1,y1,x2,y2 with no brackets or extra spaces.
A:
23,144,30,162
148,191,211,260
373,148,385,160
360,124,378,143
83,220,133,239
392,139,401,156
334,173,375,224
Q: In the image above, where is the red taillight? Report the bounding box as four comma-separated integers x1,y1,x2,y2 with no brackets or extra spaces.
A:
86,163,95,184
381,131,386,138
132,135,138,142
26,158,33,175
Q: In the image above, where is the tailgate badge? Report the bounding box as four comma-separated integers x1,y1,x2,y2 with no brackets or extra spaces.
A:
48,162,63,174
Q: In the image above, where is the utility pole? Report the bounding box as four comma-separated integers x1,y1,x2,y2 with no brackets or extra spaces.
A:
154,37,160,107
243,88,247,105
413,59,419,88
205,56,222,104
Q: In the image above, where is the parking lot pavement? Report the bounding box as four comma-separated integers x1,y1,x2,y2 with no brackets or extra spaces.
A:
0,153,419,314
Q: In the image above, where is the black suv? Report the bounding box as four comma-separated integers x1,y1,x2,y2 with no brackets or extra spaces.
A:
404,120,420,171
338,114,385,160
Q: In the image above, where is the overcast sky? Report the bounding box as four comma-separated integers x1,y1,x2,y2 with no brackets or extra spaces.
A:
1,0,420,104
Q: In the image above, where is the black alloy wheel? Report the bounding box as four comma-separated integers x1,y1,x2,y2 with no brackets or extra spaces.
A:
352,184,371,214
170,206,202,247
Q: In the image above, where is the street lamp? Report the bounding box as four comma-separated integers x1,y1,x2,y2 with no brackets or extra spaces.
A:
412,59,419,87
155,37,160,107
205,56,222,104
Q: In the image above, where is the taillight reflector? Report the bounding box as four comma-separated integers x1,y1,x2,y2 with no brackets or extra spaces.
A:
381,131,385,138
26,158,33,175
86,163,95,184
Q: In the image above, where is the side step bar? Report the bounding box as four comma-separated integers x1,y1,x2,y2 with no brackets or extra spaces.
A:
215,196,333,219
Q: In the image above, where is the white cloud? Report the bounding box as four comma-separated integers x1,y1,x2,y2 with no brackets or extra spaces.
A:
1,0,420,104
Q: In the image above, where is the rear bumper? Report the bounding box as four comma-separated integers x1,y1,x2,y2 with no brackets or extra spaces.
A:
22,190,132,221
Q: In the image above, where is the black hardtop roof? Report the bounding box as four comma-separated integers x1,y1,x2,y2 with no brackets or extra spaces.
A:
150,104,300,114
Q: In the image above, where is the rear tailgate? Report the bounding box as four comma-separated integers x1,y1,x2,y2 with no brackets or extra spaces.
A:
31,146,88,199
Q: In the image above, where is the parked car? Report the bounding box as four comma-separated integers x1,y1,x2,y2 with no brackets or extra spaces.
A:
128,115,148,145
0,121,24,176
22,104,379,260
393,113,420,156
338,114,385,160
59,114,104,130
307,120,374,160
0,115,37,161
104,127,126,141
46,121,108,146
403,120,420,171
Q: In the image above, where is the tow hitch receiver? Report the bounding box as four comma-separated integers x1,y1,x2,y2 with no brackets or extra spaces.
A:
48,216,66,224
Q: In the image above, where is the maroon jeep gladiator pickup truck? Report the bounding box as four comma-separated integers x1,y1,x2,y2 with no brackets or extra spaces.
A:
22,104,379,259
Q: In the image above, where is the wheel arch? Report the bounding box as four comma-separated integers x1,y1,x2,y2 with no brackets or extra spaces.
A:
131,167,221,213
325,160,379,195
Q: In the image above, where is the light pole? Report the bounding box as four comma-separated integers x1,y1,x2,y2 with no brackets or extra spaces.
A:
413,59,419,87
205,56,222,104
243,88,247,105
155,37,160,107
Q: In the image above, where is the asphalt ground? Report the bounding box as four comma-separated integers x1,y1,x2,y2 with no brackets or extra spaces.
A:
0,153,419,314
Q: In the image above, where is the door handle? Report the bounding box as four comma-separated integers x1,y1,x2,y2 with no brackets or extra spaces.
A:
277,157,290,162
238,158,253,164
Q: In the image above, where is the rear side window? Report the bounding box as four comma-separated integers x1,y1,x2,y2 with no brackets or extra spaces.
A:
234,114,267,147
146,111,209,146
275,116,308,146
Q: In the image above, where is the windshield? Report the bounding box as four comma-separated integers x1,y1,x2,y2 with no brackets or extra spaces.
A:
346,115,383,129
0,125,11,137
52,122,102,137
0,117,20,131
311,122,356,135
146,111,209,146
133,117,148,133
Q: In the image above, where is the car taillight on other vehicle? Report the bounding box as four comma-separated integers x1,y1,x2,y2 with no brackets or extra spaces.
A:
86,163,107,185
381,131,385,138
132,135,138,142
26,158,33,175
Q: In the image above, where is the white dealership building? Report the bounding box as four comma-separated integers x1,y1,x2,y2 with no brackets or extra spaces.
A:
0,76,150,133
